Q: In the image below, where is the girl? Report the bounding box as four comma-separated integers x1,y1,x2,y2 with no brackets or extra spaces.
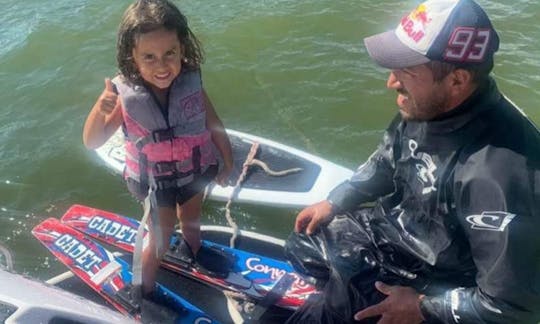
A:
83,0,234,296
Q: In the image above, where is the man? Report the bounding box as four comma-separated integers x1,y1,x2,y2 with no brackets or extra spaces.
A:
285,0,540,323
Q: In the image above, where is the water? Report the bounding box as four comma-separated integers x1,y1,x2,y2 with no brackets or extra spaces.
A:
1,0,539,280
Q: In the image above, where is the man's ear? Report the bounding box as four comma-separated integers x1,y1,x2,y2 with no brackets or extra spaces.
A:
448,68,474,95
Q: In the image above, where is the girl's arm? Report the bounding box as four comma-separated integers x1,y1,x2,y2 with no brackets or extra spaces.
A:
83,78,123,149
203,89,233,186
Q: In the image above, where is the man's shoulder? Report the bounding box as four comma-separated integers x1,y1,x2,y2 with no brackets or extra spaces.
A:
456,101,540,181
475,95,540,153
455,94,538,167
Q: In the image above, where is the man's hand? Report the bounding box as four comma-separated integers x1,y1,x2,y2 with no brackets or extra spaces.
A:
354,281,425,324
294,200,334,235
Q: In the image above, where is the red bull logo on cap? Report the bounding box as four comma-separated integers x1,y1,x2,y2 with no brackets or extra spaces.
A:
400,4,432,43
412,4,431,27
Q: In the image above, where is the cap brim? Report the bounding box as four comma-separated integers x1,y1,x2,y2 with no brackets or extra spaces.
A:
364,30,430,69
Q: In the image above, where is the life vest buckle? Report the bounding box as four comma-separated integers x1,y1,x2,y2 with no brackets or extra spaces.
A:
153,161,191,175
154,172,194,190
154,161,175,174
151,129,175,143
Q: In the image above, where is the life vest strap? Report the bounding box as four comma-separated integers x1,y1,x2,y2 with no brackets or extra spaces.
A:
152,160,192,174
152,128,175,142
152,173,195,190
133,124,206,151
139,154,149,193
192,146,201,174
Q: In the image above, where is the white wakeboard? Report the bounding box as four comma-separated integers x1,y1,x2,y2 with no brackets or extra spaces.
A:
95,129,353,208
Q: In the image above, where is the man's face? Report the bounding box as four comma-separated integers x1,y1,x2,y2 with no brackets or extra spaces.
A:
387,64,452,121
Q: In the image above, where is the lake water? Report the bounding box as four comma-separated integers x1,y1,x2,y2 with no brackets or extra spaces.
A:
1,0,539,281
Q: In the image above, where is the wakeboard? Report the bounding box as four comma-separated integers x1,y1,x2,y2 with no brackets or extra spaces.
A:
95,128,353,208
32,218,218,324
60,204,318,310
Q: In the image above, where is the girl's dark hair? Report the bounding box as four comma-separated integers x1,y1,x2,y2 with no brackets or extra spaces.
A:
117,0,204,85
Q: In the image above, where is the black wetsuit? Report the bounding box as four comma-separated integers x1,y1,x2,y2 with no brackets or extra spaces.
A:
287,78,540,323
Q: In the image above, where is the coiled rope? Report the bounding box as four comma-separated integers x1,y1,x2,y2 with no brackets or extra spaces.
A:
224,142,302,248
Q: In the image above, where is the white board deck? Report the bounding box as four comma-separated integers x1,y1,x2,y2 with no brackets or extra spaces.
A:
95,129,353,208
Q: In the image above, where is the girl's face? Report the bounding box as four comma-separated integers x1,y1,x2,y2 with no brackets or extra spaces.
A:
132,28,182,91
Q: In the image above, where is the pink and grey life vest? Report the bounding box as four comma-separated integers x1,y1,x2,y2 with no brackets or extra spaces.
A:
112,69,216,191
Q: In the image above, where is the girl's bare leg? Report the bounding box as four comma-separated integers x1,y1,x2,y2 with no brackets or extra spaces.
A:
177,192,203,255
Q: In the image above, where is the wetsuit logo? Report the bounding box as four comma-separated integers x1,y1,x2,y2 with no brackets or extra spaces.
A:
409,139,437,195
465,211,515,232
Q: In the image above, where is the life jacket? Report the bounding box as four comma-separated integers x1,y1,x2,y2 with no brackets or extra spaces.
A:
112,70,216,191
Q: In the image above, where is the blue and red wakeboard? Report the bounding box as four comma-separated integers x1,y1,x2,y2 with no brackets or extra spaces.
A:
32,218,218,323
60,204,317,310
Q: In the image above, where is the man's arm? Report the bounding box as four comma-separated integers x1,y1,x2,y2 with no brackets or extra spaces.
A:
421,147,540,323
295,115,401,234
327,114,400,212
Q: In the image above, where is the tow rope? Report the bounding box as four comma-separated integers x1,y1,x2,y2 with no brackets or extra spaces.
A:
223,141,302,248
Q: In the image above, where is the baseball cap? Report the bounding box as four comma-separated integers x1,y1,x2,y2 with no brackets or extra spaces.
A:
364,0,499,69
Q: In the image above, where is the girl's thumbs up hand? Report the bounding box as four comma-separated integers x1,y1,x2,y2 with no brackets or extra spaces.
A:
98,78,120,116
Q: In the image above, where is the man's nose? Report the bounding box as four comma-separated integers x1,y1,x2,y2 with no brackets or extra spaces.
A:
386,71,401,89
